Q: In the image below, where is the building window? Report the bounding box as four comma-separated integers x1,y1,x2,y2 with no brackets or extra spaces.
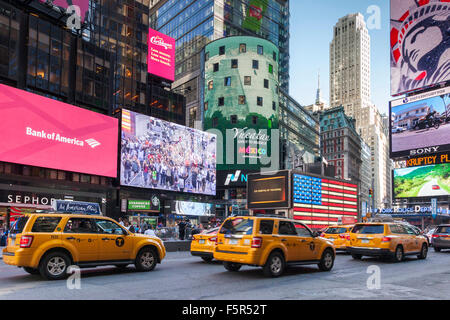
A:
213,63,219,72
239,43,246,53
208,80,213,90
219,46,225,55
252,116,258,125
205,52,209,61
204,101,208,112
231,59,238,68
269,64,273,74
272,101,276,111
224,77,231,86
218,97,225,106
239,95,246,105
252,60,259,69
273,51,277,61
257,45,264,55
264,79,269,89
257,97,263,106
230,115,238,124
244,76,251,85
212,117,218,127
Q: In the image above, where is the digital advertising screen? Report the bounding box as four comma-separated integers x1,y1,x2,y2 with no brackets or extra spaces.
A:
393,163,450,198
390,86,450,158
173,201,214,217
0,84,118,177
148,28,175,81
390,0,450,96
247,171,290,209
120,109,216,195
292,173,358,229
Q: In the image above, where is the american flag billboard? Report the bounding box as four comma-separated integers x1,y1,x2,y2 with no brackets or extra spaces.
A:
292,174,358,229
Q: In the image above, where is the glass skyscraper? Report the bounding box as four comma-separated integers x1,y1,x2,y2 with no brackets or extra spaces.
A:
149,0,290,128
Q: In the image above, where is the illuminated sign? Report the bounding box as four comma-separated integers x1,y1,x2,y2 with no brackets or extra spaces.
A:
0,84,118,177
147,28,175,81
406,153,450,167
247,171,290,209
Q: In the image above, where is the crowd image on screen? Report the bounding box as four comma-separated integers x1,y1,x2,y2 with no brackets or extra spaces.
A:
121,115,216,195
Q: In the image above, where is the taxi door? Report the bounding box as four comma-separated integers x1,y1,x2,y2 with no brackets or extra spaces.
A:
94,219,133,261
293,223,320,261
404,225,421,253
62,217,99,262
277,221,305,262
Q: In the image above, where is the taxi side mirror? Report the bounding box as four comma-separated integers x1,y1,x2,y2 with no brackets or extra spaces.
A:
312,231,320,238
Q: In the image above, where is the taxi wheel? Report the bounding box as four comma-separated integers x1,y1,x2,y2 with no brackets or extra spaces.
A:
223,262,242,272
23,267,40,275
39,251,71,280
201,257,213,262
135,247,157,272
318,249,335,271
418,243,428,260
263,252,285,277
393,246,404,262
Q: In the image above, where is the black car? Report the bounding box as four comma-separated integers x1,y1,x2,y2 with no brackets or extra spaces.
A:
431,225,450,252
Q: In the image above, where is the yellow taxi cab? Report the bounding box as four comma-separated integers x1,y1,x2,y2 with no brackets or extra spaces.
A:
213,216,336,277
190,227,219,262
321,224,354,251
2,213,166,280
347,222,428,262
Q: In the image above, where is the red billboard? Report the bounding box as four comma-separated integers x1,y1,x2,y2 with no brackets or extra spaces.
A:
0,85,118,177
147,28,175,82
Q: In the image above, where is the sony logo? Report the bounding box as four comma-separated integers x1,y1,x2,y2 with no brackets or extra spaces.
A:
410,146,439,156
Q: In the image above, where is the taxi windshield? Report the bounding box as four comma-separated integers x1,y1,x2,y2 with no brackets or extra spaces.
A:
220,218,254,235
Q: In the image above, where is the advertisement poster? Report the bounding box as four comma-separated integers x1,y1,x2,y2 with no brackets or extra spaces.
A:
147,28,175,81
120,109,216,196
390,0,450,95
0,84,118,177
394,163,450,198
390,86,450,157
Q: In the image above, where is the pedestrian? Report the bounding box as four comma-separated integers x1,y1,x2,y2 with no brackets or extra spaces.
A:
177,219,186,240
144,225,157,237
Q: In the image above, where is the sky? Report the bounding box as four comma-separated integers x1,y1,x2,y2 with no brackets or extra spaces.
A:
289,0,392,114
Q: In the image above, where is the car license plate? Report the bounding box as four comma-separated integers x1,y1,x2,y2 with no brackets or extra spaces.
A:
229,239,238,245
361,239,369,244
199,240,205,244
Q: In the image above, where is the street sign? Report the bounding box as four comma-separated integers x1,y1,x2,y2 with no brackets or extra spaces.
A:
431,198,437,219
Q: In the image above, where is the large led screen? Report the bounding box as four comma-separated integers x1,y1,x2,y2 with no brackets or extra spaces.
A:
174,201,214,217
292,173,358,230
390,86,450,158
247,171,290,209
148,28,175,81
394,164,450,198
0,84,118,177
390,0,450,96
120,109,216,195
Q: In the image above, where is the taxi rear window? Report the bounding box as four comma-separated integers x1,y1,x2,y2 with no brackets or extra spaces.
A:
10,217,29,234
31,217,62,233
352,225,384,234
325,227,347,234
220,218,254,235
436,226,450,234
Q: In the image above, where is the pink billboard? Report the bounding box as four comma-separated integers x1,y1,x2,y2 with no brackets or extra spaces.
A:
38,0,89,22
0,84,118,177
147,28,175,82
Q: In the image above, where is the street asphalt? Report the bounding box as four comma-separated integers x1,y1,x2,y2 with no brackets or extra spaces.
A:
1,250,450,300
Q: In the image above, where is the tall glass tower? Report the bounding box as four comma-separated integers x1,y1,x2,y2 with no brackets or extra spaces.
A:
149,0,290,128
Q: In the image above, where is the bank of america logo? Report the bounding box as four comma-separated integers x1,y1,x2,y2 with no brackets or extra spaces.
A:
85,139,101,149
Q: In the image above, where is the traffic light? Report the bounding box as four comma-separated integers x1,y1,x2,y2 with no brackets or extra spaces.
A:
369,189,373,198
